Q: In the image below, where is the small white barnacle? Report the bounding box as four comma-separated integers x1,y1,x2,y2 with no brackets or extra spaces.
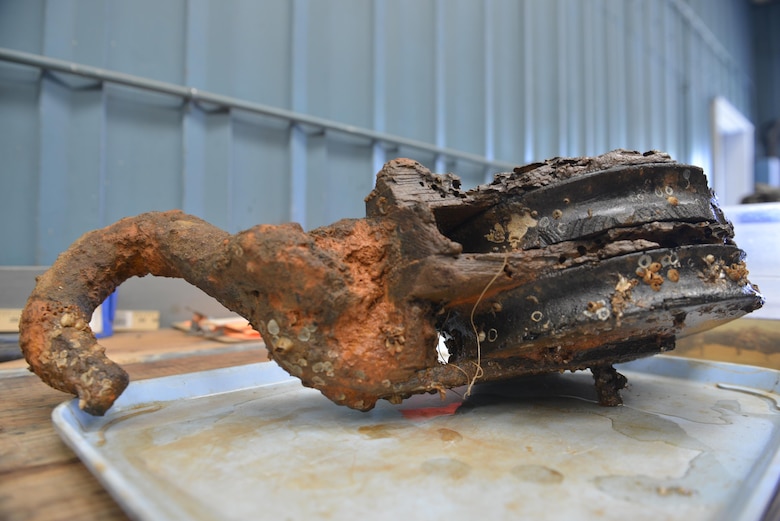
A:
274,336,294,354
583,299,609,321
661,252,680,268
682,169,691,188
530,311,543,322
637,254,653,269
60,313,75,328
595,307,611,321
267,319,280,336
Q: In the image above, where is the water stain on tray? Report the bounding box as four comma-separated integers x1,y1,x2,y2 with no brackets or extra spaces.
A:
510,464,564,484
437,427,463,443
421,457,471,480
357,423,409,439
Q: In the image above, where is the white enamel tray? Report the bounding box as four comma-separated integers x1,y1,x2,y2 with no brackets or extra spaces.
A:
52,356,780,521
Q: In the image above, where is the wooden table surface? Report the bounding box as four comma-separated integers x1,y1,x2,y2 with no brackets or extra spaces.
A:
0,329,268,521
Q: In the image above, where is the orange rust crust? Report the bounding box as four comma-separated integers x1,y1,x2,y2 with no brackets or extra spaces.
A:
19,299,129,415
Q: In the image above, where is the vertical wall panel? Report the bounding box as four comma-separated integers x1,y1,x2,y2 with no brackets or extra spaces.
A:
556,0,571,156
381,1,436,144
181,0,209,221
36,75,72,263
35,0,104,262
0,65,40,265
559,0,579,157
102,91,183,224
488,0,523,164
528,0,560,160
105,1,187,85
202,1,292,108
0,1,43,264
200,112,233,231
605,2,629,151
663,2,684,161
289,0,310,227
581,0,606,156
302,132,327,228
624,0,646,152
520,0,534,163
67,0,109,66
302,0,376,226
0,0,760,265
231,115,291,232
752,2,780,159
442,0,485,158
67,90,107,237
306,1,373,129
645,3,665,153
0,1,44,53
302,134,374,228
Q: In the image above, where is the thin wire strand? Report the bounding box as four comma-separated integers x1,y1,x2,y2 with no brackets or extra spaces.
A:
466,254,509,396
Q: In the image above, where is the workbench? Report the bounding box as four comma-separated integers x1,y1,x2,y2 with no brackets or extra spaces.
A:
0,329,267,521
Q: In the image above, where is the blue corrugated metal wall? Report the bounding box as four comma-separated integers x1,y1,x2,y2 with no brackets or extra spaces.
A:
0,0,755,265
753,1,780,158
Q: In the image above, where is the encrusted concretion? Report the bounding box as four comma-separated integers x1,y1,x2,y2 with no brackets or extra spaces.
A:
19,150,764,415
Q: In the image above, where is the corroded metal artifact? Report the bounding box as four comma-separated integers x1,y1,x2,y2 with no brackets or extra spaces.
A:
19,150,764,415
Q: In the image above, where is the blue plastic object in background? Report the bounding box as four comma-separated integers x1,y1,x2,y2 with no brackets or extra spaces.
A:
93,291,117,339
